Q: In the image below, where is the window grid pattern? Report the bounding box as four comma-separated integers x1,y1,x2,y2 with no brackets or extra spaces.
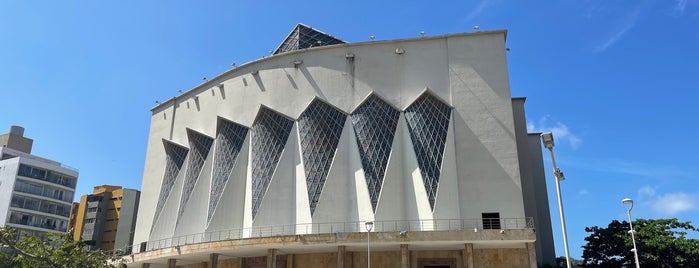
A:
208,120,248,223
153,142,188,226
404,94,451,210
298,100,346,215
351,95,400,212
178,130,214,222
274,24,345,55
251,108,294,219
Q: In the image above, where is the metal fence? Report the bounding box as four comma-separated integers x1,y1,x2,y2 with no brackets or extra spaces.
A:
107,217,533,257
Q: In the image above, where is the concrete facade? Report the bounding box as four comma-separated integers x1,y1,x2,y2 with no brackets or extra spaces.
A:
0,127,78,238
130,25,555,267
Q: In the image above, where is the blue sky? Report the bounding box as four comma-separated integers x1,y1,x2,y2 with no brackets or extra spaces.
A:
1,0,697,259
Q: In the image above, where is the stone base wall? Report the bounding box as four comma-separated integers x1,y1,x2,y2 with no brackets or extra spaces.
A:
352,251,402,268
175,248,530,268
292,253,336,267
177,263,208,268
217,258,242,268
412,250,462,267
474,248,529,268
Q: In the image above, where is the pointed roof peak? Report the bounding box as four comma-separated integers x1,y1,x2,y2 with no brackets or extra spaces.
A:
273,24,346,55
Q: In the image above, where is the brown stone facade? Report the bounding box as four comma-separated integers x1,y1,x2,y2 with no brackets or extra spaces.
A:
174,249,530,268
131,230,536,268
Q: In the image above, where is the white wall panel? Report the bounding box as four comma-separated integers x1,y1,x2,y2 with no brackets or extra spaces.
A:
252,124,298,228
149,156,187,242
173,145,214,237
207,136,249,232
347,118,374,224
433,115,461,220
374,113,408,223
294,123,312,228
399,113,433,227
311,117,358,225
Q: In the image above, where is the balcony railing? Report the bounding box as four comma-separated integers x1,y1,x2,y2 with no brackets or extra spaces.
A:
109,217,533,257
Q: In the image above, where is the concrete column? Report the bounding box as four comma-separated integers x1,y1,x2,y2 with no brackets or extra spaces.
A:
462,243,474,268
267,248,278,268
209,253,219,268
141,264,150,268
526,242,537,268
167,258,177,268
337,246,346,268
400,244,409,268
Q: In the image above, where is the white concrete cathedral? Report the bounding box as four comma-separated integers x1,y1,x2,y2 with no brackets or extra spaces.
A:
130,24,555,268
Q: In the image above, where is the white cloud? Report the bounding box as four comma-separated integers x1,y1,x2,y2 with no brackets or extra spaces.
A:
466,0,495,21
652,193,698,215
577,188,589,197
636,186,698,216
595,8,641,52
527,115,582,149
638,185,656,198
563,158,688,178
675,0,688,15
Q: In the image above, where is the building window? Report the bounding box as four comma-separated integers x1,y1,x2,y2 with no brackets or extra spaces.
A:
298,99,346,215
351,94,400,212
404,93,451,210
178,129,214,223
153,140,188,226
17,164,76,188
482,212,501,230
250,107,294,219
209,118,247,224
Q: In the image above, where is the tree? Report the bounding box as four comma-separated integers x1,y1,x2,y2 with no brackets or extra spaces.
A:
0,227,125,268
582,218,699,267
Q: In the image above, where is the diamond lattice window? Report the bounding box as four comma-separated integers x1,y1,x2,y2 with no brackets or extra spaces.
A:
298,99,346,215
178,129,214,222
153,140,188,226
404,93,451,210
208,119,248,223
351,95,400,212
251,107,294,219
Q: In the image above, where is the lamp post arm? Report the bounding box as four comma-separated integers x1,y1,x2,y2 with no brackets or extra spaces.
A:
548,147,571,268
626,210,641,268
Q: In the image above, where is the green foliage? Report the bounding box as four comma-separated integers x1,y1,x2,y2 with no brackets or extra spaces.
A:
0,226,124,268
582,218,699,268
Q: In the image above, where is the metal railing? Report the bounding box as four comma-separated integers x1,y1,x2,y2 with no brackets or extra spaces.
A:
108,217,533,257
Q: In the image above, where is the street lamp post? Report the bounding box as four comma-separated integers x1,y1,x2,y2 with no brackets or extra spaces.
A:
622,198,641,268
365,221,373,268
541,132,572,268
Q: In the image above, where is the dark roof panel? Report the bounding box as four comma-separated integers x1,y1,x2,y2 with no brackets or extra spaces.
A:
274,24,345,55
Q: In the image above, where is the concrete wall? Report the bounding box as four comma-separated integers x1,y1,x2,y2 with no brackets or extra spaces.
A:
134,30,530,251
512,98,555,266
0,158,20,226
0,130,33,154
115,188,140,251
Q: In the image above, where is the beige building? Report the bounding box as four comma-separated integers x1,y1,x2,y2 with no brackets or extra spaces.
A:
71,185,140,252
128,24,555,268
